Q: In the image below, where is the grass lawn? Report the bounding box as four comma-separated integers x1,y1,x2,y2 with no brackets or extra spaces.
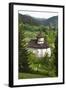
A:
19,72,47,79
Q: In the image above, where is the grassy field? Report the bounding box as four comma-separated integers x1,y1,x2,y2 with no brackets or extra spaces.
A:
19,72,47,79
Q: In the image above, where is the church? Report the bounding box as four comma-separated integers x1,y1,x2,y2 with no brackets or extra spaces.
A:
28,31,51,57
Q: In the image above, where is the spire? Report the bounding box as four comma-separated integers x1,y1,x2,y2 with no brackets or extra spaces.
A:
37,31,44,44
37,30,43,38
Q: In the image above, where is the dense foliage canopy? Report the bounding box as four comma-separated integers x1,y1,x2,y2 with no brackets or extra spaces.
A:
18,17,58,78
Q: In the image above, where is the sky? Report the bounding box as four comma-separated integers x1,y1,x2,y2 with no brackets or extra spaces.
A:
19,11,58,19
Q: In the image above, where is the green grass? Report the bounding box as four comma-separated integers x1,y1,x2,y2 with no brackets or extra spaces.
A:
19,72,47,79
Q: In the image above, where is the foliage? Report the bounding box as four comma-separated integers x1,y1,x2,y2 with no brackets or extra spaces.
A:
18,19,58,78
19,24,30,72
53,35,58,76
28,52,57,77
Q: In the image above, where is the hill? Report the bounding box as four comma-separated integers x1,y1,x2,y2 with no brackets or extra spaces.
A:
19,13,58,28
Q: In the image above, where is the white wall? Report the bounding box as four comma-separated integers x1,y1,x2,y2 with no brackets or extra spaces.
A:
32,48,51,57
0,0,66,90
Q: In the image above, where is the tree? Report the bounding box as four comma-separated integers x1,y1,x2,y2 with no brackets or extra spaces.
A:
49,35,58,77
28,51,39,71
54,35,58,76
19,24,29,72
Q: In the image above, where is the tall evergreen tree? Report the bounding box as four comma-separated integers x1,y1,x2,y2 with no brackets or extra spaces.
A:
54,35,58,76
19,24,29,72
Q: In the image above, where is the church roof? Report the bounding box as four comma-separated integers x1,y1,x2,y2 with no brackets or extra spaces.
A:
28,39,49,49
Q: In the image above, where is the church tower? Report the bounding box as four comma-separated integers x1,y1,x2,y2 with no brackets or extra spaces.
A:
37,31,44,44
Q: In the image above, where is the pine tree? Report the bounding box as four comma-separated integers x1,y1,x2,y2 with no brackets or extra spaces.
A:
54,35,58,76
19,24,29,72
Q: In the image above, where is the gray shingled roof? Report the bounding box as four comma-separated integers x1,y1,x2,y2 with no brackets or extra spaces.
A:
28,39,49,49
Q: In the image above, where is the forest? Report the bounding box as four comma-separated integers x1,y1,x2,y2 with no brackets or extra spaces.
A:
18,13,58,79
